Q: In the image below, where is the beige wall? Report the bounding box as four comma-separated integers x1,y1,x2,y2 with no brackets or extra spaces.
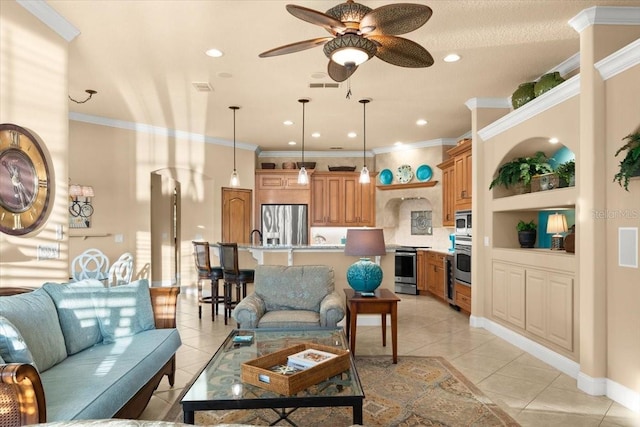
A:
0,2,70,286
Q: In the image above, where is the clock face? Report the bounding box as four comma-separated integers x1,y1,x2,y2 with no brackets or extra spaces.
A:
0,124,51,236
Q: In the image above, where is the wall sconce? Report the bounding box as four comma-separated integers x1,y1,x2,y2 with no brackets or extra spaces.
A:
547,212,567,250
69,184,95,218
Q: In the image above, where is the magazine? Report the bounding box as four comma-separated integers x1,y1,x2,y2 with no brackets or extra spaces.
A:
286,348,337,370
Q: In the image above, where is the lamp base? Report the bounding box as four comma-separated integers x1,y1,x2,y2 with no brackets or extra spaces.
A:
346,258,383,293
550,235,564,250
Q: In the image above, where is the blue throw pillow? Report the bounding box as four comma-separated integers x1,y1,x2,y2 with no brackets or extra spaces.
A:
42,280,105,355
0,315,35,366
92,279,156,344
0,288,67,372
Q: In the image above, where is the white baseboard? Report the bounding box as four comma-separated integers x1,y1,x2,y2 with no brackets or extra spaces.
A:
473,316,640,413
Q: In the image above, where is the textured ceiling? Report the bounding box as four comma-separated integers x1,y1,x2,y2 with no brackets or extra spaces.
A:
48,0,638,153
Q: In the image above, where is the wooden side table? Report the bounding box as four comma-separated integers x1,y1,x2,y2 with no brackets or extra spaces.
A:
344,288,401,363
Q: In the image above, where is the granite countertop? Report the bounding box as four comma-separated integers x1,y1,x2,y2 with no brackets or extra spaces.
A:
236,244,401,251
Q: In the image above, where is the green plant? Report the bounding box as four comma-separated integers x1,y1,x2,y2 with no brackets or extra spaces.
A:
516,220,537,232
613,132,640,191
556,159,575,186
489,151,553,189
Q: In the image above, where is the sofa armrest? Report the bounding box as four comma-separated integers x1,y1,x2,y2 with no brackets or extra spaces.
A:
149,286,180,329
1,363,46,425
319,291,345,327
232,293,266,329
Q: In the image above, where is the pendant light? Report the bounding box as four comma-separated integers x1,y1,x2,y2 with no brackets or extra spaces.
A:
359,98,371,184
229,106,240,187
297,98,310,185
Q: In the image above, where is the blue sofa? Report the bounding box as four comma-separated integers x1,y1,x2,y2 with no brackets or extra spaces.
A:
0,279,181,425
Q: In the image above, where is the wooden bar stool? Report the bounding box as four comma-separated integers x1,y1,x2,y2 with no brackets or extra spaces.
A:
217,242,255,325
192,241,224,320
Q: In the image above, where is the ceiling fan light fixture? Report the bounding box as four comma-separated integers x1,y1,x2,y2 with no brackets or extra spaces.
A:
324,35,376,66
326,1,372,24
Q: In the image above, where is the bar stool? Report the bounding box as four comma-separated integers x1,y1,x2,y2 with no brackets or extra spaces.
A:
192,241,224,320
217,242,255,325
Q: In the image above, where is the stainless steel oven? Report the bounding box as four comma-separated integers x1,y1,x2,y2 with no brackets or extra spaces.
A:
454,237,471,285
395,247,417,295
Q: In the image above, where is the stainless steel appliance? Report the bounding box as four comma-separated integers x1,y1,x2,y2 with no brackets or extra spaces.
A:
455,210,472,237
261,204,308,246
454,236,471,285
394,247,418,295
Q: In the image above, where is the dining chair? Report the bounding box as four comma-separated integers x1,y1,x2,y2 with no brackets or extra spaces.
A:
192,241,224,320
107,252,134,287
70,248,110,282
217,242,255,325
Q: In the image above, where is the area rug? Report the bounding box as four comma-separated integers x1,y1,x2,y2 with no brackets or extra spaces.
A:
164,356,519,426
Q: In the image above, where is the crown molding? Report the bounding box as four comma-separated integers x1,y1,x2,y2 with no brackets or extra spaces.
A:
258,150,373,158
465,98,511,110
17,0,80,42
69,112,258,151
371,138,458,155
595,38,640,80
569,6,640,33
478,75,580,142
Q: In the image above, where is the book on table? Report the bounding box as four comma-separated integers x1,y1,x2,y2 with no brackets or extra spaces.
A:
286,348,338,370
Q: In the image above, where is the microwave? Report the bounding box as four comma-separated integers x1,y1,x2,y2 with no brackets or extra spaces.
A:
455,210,472,236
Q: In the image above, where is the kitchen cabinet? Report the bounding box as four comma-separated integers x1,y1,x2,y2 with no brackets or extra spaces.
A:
492,261,526,329
255,170,312,230
447,139,472,212
257,170,310,191
454,283,471,313
437,158,455,227
417,250,428,292
425,251,446,300
311,172,375,227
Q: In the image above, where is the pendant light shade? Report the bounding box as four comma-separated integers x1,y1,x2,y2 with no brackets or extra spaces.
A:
229,106,240,187
298,98,310,185
359,98,371,184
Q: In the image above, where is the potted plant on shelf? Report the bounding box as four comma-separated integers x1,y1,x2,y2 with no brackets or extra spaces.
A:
516,220,537,248
613,131,640,191
489,151,553,193
556,159,575,187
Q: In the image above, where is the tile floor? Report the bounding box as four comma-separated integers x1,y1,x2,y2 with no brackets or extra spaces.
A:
141,287,640,426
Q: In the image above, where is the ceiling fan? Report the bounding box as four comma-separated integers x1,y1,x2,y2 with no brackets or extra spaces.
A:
259,1,434,82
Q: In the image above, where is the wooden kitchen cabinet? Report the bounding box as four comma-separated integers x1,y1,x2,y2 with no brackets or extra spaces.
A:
311,172,375,227
425,251,446,300
255,170,312,229
437,158,455,227
447,139,472,211
454,283,471,313
257,170,309,191
417,250,428,292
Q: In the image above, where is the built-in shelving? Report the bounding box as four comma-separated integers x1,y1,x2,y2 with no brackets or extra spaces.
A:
376,181,438,191
492,187,576,212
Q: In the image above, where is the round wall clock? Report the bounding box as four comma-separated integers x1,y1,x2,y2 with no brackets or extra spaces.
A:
0,124,51,236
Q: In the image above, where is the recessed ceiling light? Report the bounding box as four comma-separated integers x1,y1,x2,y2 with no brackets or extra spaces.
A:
312,132,321,138
416,119,428,126
549,137,559,144
283,120,294,126
288,141,297,145
206,48,223,58
443,53,460,63
348,132,357,138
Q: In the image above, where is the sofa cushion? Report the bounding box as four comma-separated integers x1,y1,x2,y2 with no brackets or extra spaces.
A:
0,288,67,372
42,280,106,355
0,315,35,365
40,328,181,421
92,280,156,344
254,265,334,312
257,310,321,328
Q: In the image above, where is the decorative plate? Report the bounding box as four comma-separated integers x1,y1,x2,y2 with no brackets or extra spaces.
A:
378,169,393,185
416,164,433,182
396,165,413,183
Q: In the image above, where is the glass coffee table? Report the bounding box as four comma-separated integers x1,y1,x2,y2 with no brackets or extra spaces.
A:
180,328,364,425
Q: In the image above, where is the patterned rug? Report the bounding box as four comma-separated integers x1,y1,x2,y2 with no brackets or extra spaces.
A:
164,356,519,426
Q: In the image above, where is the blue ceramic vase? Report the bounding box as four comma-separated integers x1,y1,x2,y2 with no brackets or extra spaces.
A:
346,258,383,292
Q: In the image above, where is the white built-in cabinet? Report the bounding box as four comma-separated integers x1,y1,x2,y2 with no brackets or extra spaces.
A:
492,262,526,329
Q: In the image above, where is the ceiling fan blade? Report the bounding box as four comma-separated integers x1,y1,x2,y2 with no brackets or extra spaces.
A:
259,37,333,58
360,4,432,36
286,4,346,34
327,60,358,82
368,35,434,68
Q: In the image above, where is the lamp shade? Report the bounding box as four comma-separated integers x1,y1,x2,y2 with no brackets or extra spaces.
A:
546,213,568,234
344,228,386,293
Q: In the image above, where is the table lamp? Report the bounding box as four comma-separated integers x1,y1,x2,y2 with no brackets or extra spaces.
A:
344,228,386,292
547,213,568,250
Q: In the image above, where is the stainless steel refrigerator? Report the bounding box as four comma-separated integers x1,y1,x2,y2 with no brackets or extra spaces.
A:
261,204,308,246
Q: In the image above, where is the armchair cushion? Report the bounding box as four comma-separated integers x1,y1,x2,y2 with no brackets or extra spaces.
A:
0,315,35,365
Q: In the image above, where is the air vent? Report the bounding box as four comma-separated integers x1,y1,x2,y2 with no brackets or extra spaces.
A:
309,83,340,89
330,146,343,150
192,82,213,92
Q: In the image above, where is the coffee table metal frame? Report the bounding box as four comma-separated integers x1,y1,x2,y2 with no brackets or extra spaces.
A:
180,328,364,425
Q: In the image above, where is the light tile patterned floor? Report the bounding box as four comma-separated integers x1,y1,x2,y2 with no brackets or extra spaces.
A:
140,287,640,426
